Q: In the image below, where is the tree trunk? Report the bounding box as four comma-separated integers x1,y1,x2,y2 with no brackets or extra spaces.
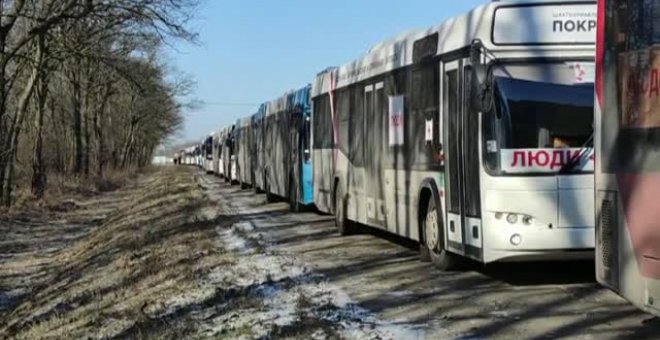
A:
49,97,65,173
83,110,90,175
71,64,83,174
0,18,9,205
120,95,137,169
81,62,93,176
32,64,49,199
95,85,112,178
2,36,43,205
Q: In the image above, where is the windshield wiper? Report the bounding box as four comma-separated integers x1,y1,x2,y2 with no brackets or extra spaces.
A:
558,133,594,175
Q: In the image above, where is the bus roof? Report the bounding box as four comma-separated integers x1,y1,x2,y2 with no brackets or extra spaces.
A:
266,84,311,116
313,0,596,97
236,116,252,128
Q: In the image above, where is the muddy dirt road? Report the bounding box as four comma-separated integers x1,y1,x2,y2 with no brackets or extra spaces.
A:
1,168,658,339
197,171,659,339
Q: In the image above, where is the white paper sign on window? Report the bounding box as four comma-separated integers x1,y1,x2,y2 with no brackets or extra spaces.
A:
569,62,595,83
425,119,433,142
389,95,405,146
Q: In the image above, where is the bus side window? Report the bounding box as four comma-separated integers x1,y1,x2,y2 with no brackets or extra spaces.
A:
411,62,440,165
303,115,311,162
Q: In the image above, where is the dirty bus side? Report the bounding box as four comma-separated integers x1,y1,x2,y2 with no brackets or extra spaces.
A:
595,0,660,317
312,0,597,270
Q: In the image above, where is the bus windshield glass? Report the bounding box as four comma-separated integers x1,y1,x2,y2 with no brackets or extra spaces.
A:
483,63,594,175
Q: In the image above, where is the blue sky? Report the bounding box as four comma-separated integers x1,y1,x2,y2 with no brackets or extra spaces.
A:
168,0,486,142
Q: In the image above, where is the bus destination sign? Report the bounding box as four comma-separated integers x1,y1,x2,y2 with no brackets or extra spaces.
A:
492,4,596,45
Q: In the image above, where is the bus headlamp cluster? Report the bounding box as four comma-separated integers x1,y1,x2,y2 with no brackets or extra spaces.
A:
495,212,534,226
506,213,518,224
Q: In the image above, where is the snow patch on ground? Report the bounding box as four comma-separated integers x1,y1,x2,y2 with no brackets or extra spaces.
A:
194,176,426,338
202,220,426,339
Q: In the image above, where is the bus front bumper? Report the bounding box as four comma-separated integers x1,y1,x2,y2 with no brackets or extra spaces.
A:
485,223,594,263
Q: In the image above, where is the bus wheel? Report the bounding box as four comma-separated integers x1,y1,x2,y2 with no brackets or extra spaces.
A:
334,185,354,236
265,176,276,203
289,177,300,212
252,173,261,194
424,197,461,271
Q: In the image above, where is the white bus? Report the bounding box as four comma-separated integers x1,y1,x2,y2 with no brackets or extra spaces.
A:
595,0,660,316
203,133,214,174
218,126,233,181
312,0,597,269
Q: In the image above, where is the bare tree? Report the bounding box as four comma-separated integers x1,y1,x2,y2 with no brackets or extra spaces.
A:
0,0,199,206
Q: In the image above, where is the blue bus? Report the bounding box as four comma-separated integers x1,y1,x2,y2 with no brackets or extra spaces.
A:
264,85,313,211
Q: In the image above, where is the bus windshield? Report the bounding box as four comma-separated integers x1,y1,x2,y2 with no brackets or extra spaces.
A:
483,73,594,175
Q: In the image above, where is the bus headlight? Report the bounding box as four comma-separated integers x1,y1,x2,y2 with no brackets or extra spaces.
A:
506,213,518,224
522,215,534,226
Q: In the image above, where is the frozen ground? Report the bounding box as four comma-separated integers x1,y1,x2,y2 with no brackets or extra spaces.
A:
1,167,658,339
197,172,660,339
194,176,428,339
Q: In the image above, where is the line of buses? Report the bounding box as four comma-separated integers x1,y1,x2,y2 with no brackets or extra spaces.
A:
177,0,660,318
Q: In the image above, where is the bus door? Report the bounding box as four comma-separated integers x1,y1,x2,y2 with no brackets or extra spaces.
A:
443,59,483,259
301,112,313,205
365,82,387,226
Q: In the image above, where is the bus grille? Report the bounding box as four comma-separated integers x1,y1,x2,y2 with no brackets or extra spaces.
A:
599,199,615,268
599,198,616,269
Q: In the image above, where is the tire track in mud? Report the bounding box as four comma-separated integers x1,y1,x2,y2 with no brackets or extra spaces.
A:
197,174,427,339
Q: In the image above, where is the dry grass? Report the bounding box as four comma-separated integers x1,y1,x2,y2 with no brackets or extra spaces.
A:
9,166,156,212
0,167,234,339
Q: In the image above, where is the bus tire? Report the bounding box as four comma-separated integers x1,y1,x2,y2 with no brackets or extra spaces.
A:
289,176,300,212
252,173,261,193
334,184,355,236
424,197,461,271
265,175,276,203
419,244,431,263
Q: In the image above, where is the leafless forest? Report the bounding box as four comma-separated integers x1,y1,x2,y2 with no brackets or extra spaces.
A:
0,0,200,207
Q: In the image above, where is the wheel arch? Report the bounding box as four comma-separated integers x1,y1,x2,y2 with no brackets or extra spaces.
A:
332,176,340,214
418,178,444,244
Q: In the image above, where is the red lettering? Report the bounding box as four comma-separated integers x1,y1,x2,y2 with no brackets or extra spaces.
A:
550,150,565,170
566,150,582,163
631,68,660,98
391,115,403,127
529,150,550,167
642,74,650,95
511,151,526,167
651,69,660,98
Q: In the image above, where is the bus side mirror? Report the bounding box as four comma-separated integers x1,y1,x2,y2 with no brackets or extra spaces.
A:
469,40,489,114
470,67,489,114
